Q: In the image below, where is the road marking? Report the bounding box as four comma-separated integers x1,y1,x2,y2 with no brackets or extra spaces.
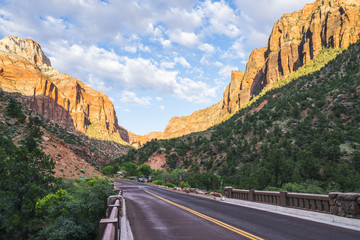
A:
144,190,264,240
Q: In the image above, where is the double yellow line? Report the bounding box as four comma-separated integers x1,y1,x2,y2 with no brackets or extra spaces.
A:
144,190,264,240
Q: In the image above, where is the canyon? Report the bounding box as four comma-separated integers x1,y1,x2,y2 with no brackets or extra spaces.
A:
0,0,359,146
149,0,360,139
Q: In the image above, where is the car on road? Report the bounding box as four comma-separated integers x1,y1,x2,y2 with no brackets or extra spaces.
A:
138,177,148,183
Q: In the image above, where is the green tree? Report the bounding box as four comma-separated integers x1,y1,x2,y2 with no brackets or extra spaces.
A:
6,98,26,123
266,148,291,187
35,179,114,240
352,151,360,171
138,164,152,177
296,150,320,180
122,162,138,176
102,165,116,176
0,147,55,239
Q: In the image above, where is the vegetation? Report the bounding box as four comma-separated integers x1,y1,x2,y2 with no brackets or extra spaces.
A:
34,178,114,240
111,41,360,194
0,92,114,239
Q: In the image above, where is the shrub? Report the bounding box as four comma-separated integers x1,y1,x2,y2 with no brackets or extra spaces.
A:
164,182,176,188
102,166,116,176
153,180,164,185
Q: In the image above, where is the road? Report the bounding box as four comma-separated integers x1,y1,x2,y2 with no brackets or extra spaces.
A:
116,180,360,240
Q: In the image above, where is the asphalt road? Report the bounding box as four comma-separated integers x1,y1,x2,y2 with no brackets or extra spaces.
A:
116,180,360,240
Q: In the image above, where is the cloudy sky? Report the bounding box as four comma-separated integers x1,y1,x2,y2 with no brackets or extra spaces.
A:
0,0,313,135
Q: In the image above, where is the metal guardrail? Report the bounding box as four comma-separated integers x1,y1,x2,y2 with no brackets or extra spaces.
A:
224,187,331,214
99,190,123,240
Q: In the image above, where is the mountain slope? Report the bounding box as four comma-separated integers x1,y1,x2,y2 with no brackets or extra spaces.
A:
0,36,132,145
151,0,360,140
115,39,360,193
0,89,106,178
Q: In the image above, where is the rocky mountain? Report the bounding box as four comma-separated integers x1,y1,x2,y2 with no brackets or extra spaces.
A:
0,89,105,178
152,0,360,139
116,37,360,193
0,36,132,145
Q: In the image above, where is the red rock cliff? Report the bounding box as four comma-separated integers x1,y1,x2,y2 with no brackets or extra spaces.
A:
153,0,360,140
0,36,130,144
224,0,360,114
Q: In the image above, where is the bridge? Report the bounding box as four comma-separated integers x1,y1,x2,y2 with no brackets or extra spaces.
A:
99,180,360,240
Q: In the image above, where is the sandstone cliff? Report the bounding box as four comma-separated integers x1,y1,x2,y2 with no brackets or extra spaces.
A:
223,0,360,114
0,36,130,145
154,0,360,139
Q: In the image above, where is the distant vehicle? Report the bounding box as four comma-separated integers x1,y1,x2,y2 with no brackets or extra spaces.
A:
165,178,172,182
138,177,148,183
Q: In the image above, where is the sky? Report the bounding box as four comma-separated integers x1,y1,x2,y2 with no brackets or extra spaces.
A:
0,0,314,135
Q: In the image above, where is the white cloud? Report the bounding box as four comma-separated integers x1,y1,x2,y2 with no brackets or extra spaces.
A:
156,97,163,101
201,0,242,38
222,38,247,59
198,43,215,54
218,65,238,79
168,29,199,47
159,105,165,111
46,41,216,103
174,57,191,68
200,56,223,67
159,38,172,48
174,77,216,103
120,91,152,106
160,61,175,69
161,56,190,69
87,74,111,93
161,7,203,32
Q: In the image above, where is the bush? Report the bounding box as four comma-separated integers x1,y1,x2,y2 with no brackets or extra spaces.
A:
280,181,324,194
34,178,114,240
153,180,164,185
138,164,151,177
164,182,176,188
102,166,116,176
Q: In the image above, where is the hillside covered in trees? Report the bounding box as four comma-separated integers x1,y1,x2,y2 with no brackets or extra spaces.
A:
0,91,115,239
111,41,360,194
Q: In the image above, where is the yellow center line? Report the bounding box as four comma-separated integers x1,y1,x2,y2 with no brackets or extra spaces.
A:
144,190,264,240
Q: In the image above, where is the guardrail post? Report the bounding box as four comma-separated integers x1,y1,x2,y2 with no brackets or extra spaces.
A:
329,192,360,218
224,187,233,198
249,190,255,201
279,191,287,207
99,218,118,240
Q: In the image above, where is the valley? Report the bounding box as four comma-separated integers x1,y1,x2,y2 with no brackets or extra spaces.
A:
1,0,360,239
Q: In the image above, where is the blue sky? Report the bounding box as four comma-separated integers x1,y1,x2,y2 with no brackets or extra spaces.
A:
0,0,313,135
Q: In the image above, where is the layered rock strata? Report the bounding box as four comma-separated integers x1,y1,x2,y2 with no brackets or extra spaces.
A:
153,0,360,139
0,36,130,144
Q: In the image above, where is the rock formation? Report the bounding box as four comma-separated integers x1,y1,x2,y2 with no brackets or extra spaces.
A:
153,0,360,139
225,0,360,113
1,0,359,144
0,36,130,144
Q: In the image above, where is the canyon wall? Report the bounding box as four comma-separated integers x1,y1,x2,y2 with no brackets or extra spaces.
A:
155,0,360,139
0,36,130,145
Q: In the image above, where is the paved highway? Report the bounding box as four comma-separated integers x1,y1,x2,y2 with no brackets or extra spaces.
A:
116,180,360,240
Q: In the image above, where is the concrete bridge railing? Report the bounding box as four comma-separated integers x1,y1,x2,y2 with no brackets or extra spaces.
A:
224,187,360,219
99,190,123,240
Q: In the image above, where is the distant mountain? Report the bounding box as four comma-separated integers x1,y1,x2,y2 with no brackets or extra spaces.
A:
117,37,360,193
150,0,360,140
0,36,134,145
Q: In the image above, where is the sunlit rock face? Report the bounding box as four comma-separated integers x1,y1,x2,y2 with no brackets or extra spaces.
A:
0,36,130,145
154,0,360,140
